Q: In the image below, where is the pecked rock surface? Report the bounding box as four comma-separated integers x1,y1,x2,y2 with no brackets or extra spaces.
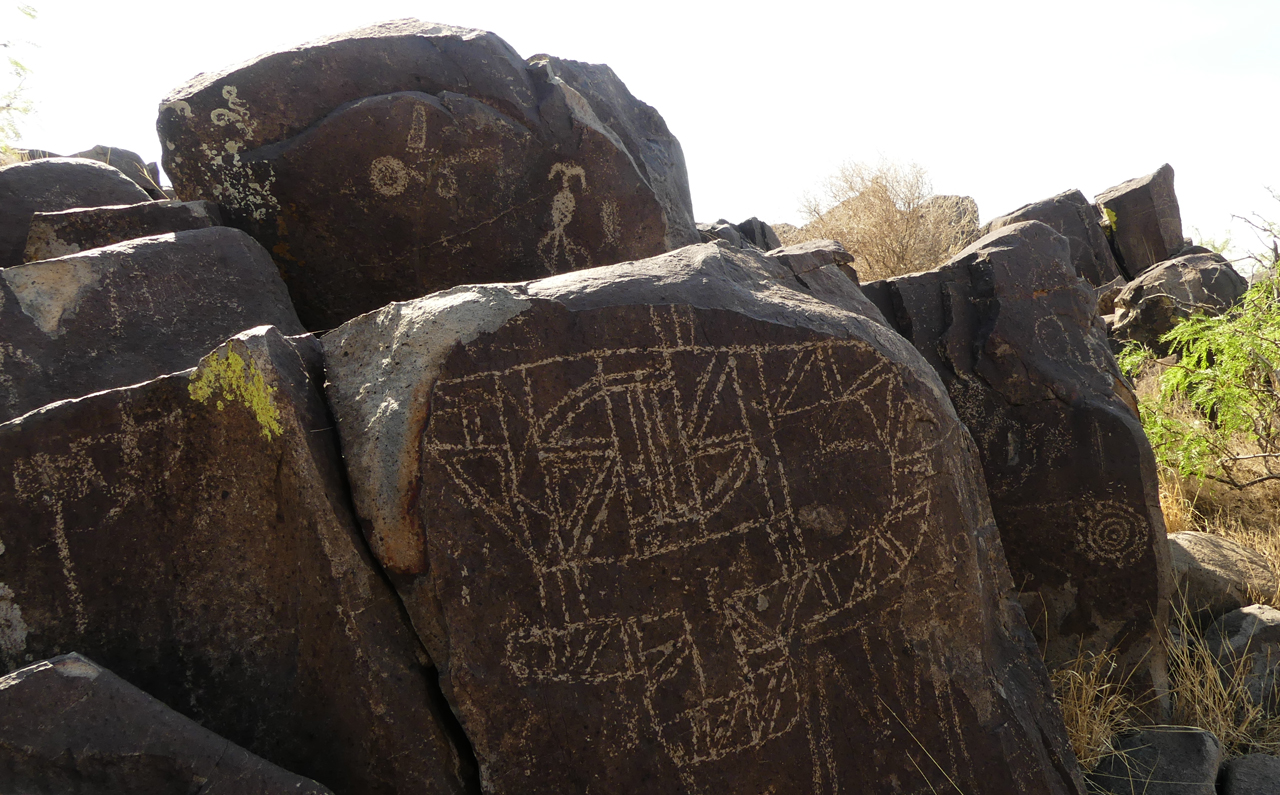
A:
0,326,473,795
860,221,1171,680
0,158,150,269
323,242,1085,794
986,189,1122,288
1095,164,1184,279
0,653,334,795
158,19,698,331
0,226,304,423
24,199,221,262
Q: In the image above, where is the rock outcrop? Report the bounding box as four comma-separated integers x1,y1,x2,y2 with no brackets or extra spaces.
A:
70,144,166,199
0,653,334,795
1088,727,1221,795
1169,532,1278,623
1206,604,1280,713
0,226,304,423
860,222,1171,681
158,20,698,330
986,189,1122,287
0,158,151,269
322,241,1085,794
1110,248,1248,352
0,327,473,795
1096,164,1184,279
23,199,221,262
1219,754,1280,795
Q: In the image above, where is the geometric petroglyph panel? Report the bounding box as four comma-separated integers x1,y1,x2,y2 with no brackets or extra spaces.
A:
417,303,1020,794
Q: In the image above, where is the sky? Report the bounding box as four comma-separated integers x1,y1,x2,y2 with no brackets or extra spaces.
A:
5,0,1280,257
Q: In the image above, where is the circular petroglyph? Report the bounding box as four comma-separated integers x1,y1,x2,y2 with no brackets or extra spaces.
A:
1078,500,1147,565
369,156,411,197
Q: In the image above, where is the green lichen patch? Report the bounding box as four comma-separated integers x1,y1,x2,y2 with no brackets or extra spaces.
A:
1102,206,1118,239
188,345,284,441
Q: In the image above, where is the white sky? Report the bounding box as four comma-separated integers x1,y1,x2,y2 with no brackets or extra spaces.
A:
6,0,1280,255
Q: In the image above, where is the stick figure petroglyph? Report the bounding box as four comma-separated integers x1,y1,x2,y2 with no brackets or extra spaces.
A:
538,163,590,273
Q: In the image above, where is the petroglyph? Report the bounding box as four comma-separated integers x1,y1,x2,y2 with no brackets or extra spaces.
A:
0,583,27,669
1078,500,1147,566
422,307,964,784
10,412,183,635
370,156,412,197
537,163,589,273
407,103,429,152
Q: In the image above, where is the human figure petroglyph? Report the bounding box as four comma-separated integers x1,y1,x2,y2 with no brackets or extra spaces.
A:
421,307,976,787
537,163,589,273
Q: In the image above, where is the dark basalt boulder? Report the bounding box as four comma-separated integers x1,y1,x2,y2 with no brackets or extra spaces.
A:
1088,727,1221,795
158,20,698,331
0,327,473,795
0,158,150,269
1219,754,1280,795
1205,605,1280,713
24,199,221,262
70,145,166,199
1111,248,1248,352
986,189,1122,287
322,242,1085,795
1095,164,1184,279
0,226,303,423
0,653,334,795
736,216,782,250
861,221,1171,683
1169,532,1279,625
697,219,746,247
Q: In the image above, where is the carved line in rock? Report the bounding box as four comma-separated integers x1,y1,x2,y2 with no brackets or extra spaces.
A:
423,309,974,786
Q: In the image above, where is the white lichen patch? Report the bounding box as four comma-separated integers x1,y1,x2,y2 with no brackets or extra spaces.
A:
1,255,110,337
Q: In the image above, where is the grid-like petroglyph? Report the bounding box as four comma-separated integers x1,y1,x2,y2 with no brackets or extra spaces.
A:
421,306,970,786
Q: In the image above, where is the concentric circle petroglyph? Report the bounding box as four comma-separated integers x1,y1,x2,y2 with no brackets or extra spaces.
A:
369,156,411,197
1078,500,1147,565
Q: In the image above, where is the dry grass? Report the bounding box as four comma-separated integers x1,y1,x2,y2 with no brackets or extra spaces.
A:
1164,589,1280,756
791,160,979,282
1050,649,1138,772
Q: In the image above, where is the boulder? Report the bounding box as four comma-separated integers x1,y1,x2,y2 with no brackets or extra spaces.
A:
860,221,1172,681
1219,754,1280,795
986,189,1122,287
70,145,166,199
0,158,151,269
1111,248,1248,352
736,216,782,250
24,199,222,262
1205,604,1280,712
1095,164,1184,279
0,326,473,795
322,241,1086,794
697,219,745,247
0,226,304,423
1087,727,1221,795
0,653,334,795
158,20,698,331
1169,532,1278,623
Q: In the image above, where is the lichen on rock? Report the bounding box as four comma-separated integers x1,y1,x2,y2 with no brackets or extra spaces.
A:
189,342,283,440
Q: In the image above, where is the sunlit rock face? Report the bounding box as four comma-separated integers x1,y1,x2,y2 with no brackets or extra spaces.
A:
323,242,1086,795
158,20,698,331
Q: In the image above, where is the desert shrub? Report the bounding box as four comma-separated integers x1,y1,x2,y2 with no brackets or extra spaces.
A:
1118,277,1280,489
793,160,978,281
